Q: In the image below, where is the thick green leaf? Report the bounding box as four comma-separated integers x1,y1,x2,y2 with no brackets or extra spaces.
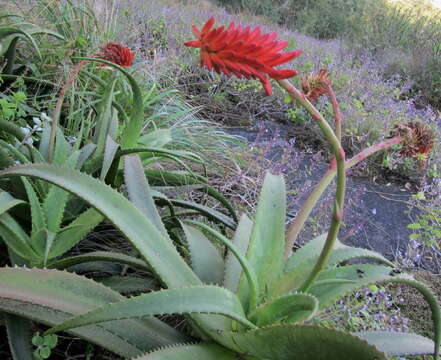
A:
132,343,239,360
181,223,224,285
96,275,158,294
0,267,188,357
354,331,435,356
48,208,104,259
0,163,201,288
327,246,395,268
100,136,119,181
249,293,319,327
285,233,328,273
242,173,286,305
278,235,394,296
185,220,259,313
0,191,25,215
124,155,168,238
47,285,256,334
94,76,117,156
308,264,402,309
223,214,253,294
0,213,38,261
22,178,46,238
211,324,387,359
5,314,33,360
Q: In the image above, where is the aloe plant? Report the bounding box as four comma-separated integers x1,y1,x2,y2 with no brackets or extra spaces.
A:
0,157,437,359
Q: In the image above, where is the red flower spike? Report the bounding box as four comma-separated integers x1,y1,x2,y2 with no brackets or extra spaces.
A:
96,42,135,68
184,17,302,96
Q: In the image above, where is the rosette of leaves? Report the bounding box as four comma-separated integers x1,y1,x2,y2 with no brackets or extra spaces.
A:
0,159,438,359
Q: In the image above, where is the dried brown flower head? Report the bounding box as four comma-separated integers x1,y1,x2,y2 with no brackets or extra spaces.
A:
96,42,135,68
390,121,434,169
301,69,330,103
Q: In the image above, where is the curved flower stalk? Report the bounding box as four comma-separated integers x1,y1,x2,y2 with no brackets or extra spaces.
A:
185,17,302,95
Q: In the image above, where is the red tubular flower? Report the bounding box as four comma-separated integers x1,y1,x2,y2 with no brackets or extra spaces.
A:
184,17,302,96
96,42,135,68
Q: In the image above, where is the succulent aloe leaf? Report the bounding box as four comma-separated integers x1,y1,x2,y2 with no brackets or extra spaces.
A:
5,314,33,360
42,185,69,232
94,76,117,156
53,128,71,165
211,324,387,359
308,264,402,309
38,123,51,161
47,285,256,335
278,236,395,295
327,246,395,268
124,155,168,238
249,293,319,327
0,163,201,287
242,173,286,305
48,208,104,259
0,213,38,261
284,233,328,273
354,331,435,356
132,343,240,360
21,178,46,237
186,220,259,313
49,250,151,271
181,223,224,285
96,275,159,294
77,143,97,170
223,214,253,294
0,191,25,215
100,136,119,181
0,267,188,357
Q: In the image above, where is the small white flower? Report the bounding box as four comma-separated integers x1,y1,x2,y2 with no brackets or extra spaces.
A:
32,117,42,125
20,127,31,135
